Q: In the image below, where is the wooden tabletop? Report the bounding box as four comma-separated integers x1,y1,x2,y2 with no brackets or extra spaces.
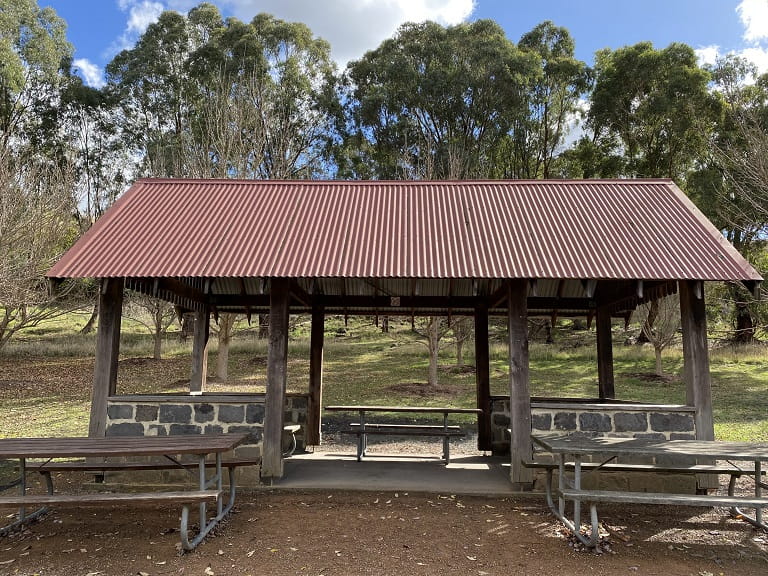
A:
325,405,482,414
532,433,768,461
0,433,249,459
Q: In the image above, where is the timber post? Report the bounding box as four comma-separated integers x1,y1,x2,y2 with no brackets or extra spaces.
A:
475,303,492,451
307,305,325,446
261,278,290,481
680,280,717,490
508,279,533,486
89,278,124,437
596,305,615,399
190,306,210,393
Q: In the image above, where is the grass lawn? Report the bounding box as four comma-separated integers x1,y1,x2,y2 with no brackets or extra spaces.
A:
0,316,766,441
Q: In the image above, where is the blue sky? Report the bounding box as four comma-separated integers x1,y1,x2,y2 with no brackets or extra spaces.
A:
44,0,768,88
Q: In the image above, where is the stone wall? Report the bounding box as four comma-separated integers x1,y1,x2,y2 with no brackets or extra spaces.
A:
106,392,309,460
490,396,697,456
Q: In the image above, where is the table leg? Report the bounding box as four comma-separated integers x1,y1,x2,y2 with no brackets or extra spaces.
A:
757,460,763,526
359,410,366,460
216,453,223,517
558,454,565,517
18,457,26,523
198,455,207,529
573,455,582,533
442,413,450,463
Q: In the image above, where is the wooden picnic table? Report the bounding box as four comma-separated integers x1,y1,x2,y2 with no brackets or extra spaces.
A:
531,433,768,547
325,405,481,463
0,433,249,550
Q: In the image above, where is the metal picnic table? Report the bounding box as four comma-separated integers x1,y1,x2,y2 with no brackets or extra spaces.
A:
531,433,768,547
0,433,249,550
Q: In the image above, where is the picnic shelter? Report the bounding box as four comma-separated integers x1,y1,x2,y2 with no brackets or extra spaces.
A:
47,178,762,487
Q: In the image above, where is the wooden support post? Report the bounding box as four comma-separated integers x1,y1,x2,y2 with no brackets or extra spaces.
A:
190,307,210,393
680,281,714,440
475,304,492,451
680,280,716,490
89,278,124,437
508,279,533,486
307,305,325,446
262,278,290,481
596,306,615,400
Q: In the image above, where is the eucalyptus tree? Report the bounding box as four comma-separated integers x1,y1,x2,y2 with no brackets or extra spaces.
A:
585,41,717,182
106,3,339,370
105,9,195,177
344,19,538,180
689,56,768,341
344,20,538,384
501,21,591,179
185,10,337,180
185,9,338,373
0,0,82,349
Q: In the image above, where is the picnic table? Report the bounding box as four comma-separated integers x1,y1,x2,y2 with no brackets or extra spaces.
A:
0,433,250,551
325,405,481,463
531,433,768,547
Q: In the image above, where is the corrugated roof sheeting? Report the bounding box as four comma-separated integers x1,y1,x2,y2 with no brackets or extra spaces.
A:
48,179,762,282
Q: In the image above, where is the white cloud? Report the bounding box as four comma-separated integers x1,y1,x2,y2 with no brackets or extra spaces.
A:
695,45,720,68
168,0,475,65
73,58,105,88
737,0,768,43
694,3,768,76
112,0,165,53
740,45,768,73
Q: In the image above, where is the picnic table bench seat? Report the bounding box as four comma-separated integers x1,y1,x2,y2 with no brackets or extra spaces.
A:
24,457,260,474
560,487,768,548
0,489,220,507
339,424,465,463
328,405,478,464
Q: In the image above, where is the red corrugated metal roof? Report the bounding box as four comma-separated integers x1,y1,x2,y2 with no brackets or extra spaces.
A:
47,179,762,282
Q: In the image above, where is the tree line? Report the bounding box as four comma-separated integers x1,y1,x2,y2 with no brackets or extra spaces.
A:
1,0,766,357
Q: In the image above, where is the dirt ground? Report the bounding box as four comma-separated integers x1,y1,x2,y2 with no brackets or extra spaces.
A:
2,475,768,576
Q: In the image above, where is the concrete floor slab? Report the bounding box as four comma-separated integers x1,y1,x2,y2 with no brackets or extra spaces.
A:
275,451,514,496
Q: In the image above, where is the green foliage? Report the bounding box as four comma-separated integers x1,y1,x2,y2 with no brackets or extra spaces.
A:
105,4,338,179
500,21,591,178
585,42,717,181
343,19,539,179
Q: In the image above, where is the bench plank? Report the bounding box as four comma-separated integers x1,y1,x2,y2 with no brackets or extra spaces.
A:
342,429,464,437
0,490,220,507
349,423,461,431
560,488,768,508
522,460,761,476
26,458,259,474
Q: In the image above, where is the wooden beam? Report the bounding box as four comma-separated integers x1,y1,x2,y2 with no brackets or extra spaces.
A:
210,294,597,312
596,306,615,399
508,279,533,486
475,303,491,452
290,280,312,307
190,307,210,393
261,278,290,481
488,281,509,308
90,278,124,437
306,305,324,446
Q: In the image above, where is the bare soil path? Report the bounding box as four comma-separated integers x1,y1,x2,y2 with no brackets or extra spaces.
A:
2,485,768,576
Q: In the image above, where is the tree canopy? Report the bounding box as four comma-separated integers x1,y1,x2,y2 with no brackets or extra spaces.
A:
1,0,767,347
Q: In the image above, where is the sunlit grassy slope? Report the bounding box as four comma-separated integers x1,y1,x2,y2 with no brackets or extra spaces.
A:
0,316,765,441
